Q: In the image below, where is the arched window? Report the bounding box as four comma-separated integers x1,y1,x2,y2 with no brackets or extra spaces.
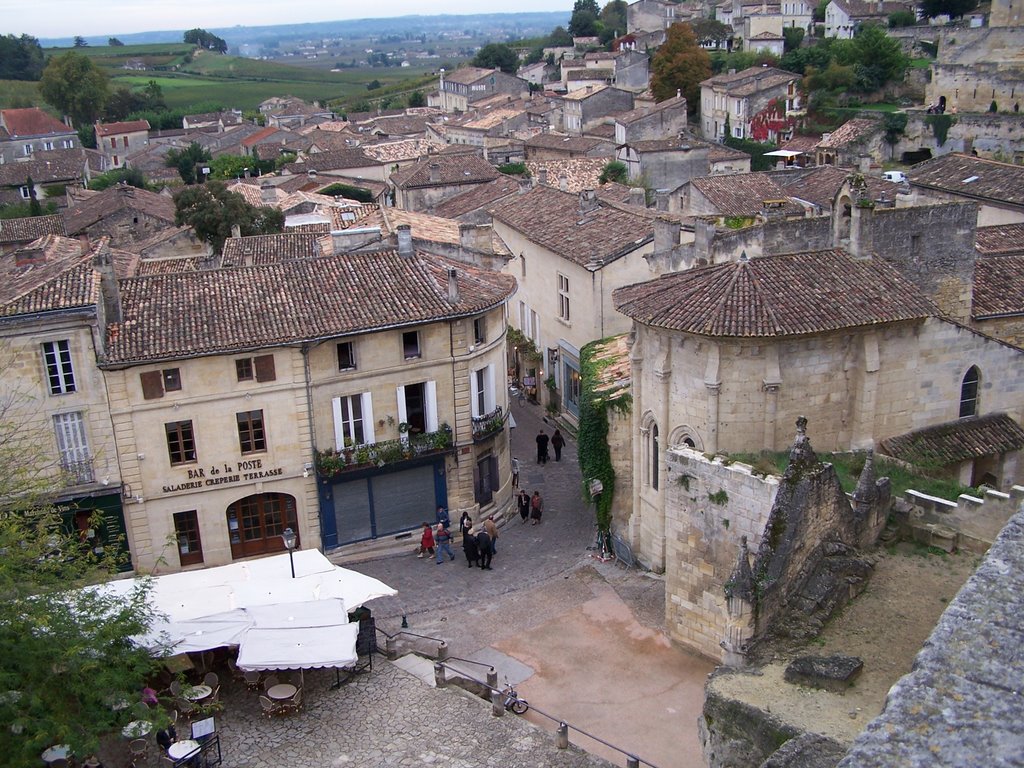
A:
959,366,980,418
651,424,659,491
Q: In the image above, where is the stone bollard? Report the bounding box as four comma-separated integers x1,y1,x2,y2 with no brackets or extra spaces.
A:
626,757,639,768
556,722,569,749
434,662,447,688
491,688,505,717
386,636,397,660
486,668,498,690
437,640,449,661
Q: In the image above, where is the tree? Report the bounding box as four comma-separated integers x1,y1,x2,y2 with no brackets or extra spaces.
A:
73,35,88,47
108,37,124,46
687,18,734,47
783,27,805,53
0,364,160,768
142,80,166,112
208,153,272,180
174,182,285,254
650,23,712,113
472,43,520,74
849,25,907,90
25,176,41,216
882,112,908,159
813,0,829,22
88,166,149,191
0,34,44,81
599,0,628,43
918,0,978,17
599,160,628,184
183,28,227,53
569,0,601,36
165,142,211,185
888,10,917,26
548,26,574,47
407,90,426,108
39,51,109,128
104,87,145,121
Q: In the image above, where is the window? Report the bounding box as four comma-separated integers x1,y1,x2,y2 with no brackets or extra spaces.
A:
23,143,32,156
959,366,980,418
62,139,74,149
402,331,421,359
227,493,297,559
475,368,487,416
473,317,486,346
651,423,660,491
235,354,276,382
165,420,197,465
333,393,375,447
474,454,499,506
42,340,76,394
173,510,203,566
110,138,116,149
337,342,356,371
43,141,54,151
140,368,181,399
122,136,129,148
53,411,93,484
20,186,31,199
237,410,266,454
557,273,570,322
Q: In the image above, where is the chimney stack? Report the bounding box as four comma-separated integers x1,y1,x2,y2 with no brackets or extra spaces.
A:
579,188,598,213
260,181,275,205
655,189,670,212
429,163,441,183
629,187,646,207
559,172,568,192
538,166,548,186
230,224,242,239
459,223,494,254
654,215,681,254
397,224,414,258
447,267,460,303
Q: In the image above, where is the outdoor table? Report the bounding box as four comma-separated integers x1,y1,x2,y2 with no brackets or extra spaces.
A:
122,719,152,738
41,744,70,764
183,684,212,701
167,739,200,761
267,683,297,700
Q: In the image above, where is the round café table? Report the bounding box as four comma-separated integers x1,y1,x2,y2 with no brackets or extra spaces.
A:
167,739,200,761
41,745,70,764
183,684,212,701
122,719,152,738
267,683,297,700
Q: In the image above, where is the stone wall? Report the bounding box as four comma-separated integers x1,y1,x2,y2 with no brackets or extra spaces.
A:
975,314,1024,348
606,405,635,537
925,27,1024,113
900,484,1024,552
898,111,1024,162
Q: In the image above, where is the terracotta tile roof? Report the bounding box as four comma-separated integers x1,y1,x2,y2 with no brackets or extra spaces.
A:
285,221,331,235
972,254,1024,318
109,247,141,279
879,413,1024,466
832,0,911,18
283,148,380,173
699,66,800,96
105,250,517,363
771,166,898,210
815,118,881,150
0,151,86,185
562,85,610,101
227,181,284,207
358,114,436,136
390,154,499,190
489,185,653,268
975,223,1024,255
460,107,528,131
0,108,73,138
688,172,804,217
0,235,96,316
318,175,388,200
613,249,935,337
564,68,613,81
526,158,608,192
64,185,177,234
708,144,751,163
0,214,66,244
241,126,299,148
628,135,708,153
221,233,324,266
444,67,498,85
304,131,364,152
133,225,197,254
616,95,687,125
524,133,609,153
433,176,520,219
585,123,617,140
362,138,443,163
908,153,1024,208
328,204,379,230
135,257,203,276
95,120,150,137
778,134,820,153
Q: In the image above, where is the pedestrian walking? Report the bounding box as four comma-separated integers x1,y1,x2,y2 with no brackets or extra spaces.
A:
459,511,473,538
530,491,543,525
484,516,498,554
511,456,520,488
416,522,435,557
435,523,455,564
517,489,530,523
463,527,480,567
436,506,451,530
551,429,565,462
536,430,549,464
476,530,493,569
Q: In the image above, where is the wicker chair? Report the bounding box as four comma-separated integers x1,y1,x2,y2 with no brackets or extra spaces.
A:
129,738,148,761
263,674,279,691
203,671,219,688
286,686,303,713
259,695,280,718
169,680,183,697
243,670,262,691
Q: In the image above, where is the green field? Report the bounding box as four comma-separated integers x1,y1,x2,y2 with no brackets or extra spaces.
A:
111,74,367,111
0,80,42,109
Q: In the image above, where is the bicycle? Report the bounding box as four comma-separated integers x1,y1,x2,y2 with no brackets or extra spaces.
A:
508,382,526,407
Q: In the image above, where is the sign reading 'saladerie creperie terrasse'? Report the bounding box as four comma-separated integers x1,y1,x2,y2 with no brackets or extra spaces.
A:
162,458,285,494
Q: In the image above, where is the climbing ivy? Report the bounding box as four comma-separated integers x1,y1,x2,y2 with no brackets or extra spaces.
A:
578,337,632,538
925,113,955,147
506,327,542,363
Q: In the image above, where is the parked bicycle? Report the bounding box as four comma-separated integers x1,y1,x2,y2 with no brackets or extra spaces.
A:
501,680,529,715
508,381,526,406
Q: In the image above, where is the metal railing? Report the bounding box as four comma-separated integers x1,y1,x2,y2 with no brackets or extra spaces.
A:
471,405,505,441
60,457,95,486
315,426,453,477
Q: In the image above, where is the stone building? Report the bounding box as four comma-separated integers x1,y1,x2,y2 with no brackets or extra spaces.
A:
907,152,1024,226
435,68,528,114
614,94,688,145
824,0,913,38
699,67,802,142
0,108,78,164
389,154,500,212
561,85,635,136
100,238,516,572
64,184,178,248
94,120,150,171
925,26,1024,114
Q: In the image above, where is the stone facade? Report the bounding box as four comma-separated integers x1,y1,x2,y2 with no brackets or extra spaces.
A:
562,86,635,135
895,112,1024,165
925,27,1024,115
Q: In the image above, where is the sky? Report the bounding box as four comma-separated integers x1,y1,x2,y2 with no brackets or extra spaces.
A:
10,0,572,39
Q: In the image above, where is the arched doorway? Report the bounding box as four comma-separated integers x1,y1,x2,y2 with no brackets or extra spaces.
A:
226,492,298,559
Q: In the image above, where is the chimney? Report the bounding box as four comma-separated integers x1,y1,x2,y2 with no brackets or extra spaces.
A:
694,217,716,262
429,163,441,183
518,177,532,194
538,166,548,186
676,89,681,99
559,172,568,192
459,223,494,254
331,226,382,254
92,241,122,327
397,224,414,258
629,187,646,207
579,188,598,213
260,181,275,204
760,199,786,221
655,189,670,212
849,202,874,259
230,224,242,239
447,267,460,303
654,215,681,253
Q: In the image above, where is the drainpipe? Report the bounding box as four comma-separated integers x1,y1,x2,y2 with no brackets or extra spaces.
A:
301,343,322,551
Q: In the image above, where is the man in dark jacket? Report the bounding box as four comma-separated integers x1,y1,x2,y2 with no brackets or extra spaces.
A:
476,530,492,570
536,430,549,464
462,527,479,568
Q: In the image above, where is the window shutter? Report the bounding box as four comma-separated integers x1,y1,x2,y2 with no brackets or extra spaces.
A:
424,380,438,432
361,392,376,444
470,372,480,418
332,397,345,450
254,354,276,382
396,385,407,425
484,364,495,414
141,371,164,400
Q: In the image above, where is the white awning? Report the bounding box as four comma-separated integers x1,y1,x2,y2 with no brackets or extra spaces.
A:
763,149,805,157
237,624,359,670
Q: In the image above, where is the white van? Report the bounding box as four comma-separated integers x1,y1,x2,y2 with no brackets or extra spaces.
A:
882,170,907,183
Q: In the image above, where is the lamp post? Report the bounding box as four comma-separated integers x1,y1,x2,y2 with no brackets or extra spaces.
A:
282,527,297,578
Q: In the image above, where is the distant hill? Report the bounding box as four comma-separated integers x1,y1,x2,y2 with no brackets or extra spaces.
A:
38,11,570,49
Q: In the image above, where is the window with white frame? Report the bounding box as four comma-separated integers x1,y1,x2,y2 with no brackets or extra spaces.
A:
337,341,356,371
557,273,570,322
473,317,486,346
53,411,93,483
470,365,496,417
42,340,76,395
332,392,375,448
23,144,32,156
62,139,74,149
43,141,54,151
20,186,31,199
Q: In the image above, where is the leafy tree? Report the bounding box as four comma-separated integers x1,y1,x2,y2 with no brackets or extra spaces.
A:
366,79,382,90
0,34,44,81
39,51,109,127
918,0,978,18
165,142,212,185
569,0,601,36
472,43,520,74
142,80,166,111
88,166,149,191
73,35,88,47
724,135,780,170
208,153,272,180
882,112,908,158
183,28,227,53
813,0,829,22
599,160,628,184
650,23,711,113
549,26,574,47
888,10,917,26
849,25,907,90
105,87,146,121
687,18,733,47
0,366,160,768
108,37,124,46
780,38,834,73
25,176,41,216
174,181,284,254
783,27,805,52
407,91,426,108
600,0,628,40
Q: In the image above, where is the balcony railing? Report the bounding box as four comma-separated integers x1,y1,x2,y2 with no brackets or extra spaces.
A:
316,425,453,479
61,457,95,486
471,406,506,442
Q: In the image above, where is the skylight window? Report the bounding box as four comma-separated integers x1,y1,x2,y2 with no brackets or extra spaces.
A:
961,175,979,183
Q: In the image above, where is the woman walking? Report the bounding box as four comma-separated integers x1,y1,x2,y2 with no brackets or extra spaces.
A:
551,429,565,462
530,491,543,525
517,490,530,523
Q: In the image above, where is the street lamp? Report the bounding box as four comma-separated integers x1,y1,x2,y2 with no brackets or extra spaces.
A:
282,527,297,579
